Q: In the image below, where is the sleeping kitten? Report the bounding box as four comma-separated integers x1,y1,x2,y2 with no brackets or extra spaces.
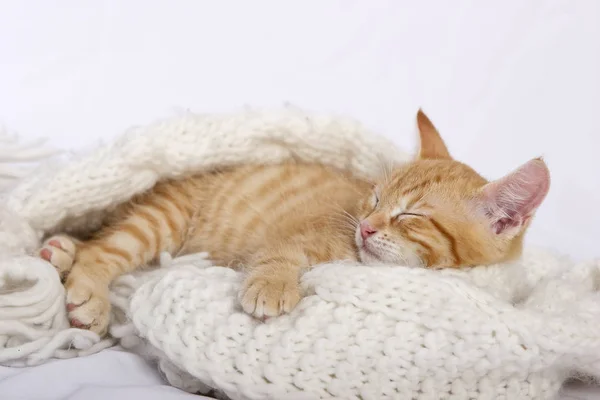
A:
38,110,550,336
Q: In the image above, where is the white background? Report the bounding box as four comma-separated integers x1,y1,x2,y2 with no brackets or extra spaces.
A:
0,1,599,399
1,1,599,260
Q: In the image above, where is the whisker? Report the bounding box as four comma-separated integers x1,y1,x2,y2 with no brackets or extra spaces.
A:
321,216,359,235
340,209,359,225
326,216,359,231
375,153,394,185
324,211,355,222
339,217,359,230
340,216,358,226
330,224,359,234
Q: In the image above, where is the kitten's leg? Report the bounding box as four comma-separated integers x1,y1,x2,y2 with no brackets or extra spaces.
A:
40,235,114,333
239,246,305,319
63,207,191,335
240,225,356,319
39,234,80,281
39,189,193,335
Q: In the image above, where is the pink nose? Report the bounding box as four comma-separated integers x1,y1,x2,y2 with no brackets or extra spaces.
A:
360,220,377,240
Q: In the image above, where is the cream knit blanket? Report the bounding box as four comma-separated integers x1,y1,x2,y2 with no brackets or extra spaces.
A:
0,107,599,400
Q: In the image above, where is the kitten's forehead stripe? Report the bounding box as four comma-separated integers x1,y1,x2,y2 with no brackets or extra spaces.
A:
399,175,443,197
389,168,411,189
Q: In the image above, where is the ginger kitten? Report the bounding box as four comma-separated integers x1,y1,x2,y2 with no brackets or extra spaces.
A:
39,110,550,336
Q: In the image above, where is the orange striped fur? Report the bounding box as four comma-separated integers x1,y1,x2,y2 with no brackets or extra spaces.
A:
39,110,550,336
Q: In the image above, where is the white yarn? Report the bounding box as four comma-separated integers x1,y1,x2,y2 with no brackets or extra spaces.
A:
0,106,599,399
0,128,61,192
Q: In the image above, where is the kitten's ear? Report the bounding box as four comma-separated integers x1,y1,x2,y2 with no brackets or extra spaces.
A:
478,158,550,235
416,109,452,160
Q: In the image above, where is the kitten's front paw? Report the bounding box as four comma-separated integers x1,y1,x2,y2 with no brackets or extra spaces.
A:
64,268,111,336
39,235,77,281
239,276,301,319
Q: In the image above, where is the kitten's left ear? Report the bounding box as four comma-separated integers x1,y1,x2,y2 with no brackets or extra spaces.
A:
478,157,550,236
416,109,452,160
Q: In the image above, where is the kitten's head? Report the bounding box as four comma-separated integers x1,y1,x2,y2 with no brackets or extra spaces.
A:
355,109,550,268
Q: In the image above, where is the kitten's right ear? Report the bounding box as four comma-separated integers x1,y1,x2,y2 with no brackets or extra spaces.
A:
416,109,452,160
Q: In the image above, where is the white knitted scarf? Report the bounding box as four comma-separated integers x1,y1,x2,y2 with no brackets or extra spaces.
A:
0,107,599,400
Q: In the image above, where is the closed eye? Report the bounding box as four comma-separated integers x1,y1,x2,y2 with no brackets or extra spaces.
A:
371,187,380,208
390,206,427,220
396,212,424,219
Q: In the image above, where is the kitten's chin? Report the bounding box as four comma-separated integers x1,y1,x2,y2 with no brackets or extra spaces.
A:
356,238,394,265
355,231,423,267
358,248,383,265
358,245,423,268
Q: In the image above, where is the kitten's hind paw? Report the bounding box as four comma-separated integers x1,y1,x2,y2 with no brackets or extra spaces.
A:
39,235,77,281
64,269,111,336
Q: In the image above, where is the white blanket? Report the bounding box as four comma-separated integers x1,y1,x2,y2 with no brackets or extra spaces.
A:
0,107,599,400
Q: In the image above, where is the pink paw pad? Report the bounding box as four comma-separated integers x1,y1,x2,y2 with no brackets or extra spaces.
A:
48,239,63,249
40,248,52,261
69,317,88,329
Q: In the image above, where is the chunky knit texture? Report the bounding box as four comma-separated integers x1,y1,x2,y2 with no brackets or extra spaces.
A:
0,107,599,399
114,250,600,400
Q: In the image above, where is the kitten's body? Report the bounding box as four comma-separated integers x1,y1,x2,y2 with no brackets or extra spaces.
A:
40,110,550,335
181,163,367,268
91,163,366,272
